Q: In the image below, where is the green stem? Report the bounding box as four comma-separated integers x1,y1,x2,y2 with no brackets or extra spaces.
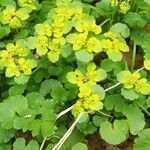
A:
131,42,136,72
135,102,150,117
82,3,105,15
98,111,113,118
100,19,110,27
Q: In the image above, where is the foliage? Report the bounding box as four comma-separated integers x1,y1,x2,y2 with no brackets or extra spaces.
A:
0,0,150,149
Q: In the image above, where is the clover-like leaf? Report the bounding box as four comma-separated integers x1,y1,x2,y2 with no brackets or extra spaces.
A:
104,94,126,112
121,88,139,101
100,120,129,145
75,50,93,62
110,23,130,38
124,12,147,28
133,128,150,150
71,143,87,150
13,138,39,150
122,104,145,135
0,95,28,129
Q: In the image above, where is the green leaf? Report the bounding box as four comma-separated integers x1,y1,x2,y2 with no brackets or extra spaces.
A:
0,95,28,129
0,25,10,39
72,143,87,150
144,0,150,4
121,88,139,101
0,144,11,150
110,23,130,38
122,104,145,135
96,0,115,17
100,120,129,145
101,59,114,72
0,127,15,143
61,44,72,58
8,84,27,96
0,0,16,6
104,94,126,112
13,138,39,150
92,115,108,127
146,97,150,108
133,128,150,150
13,138,25,150
117,70,130,83
14,74,30,85
26,37,36,50
75,50,93,62
124,12,147,28
51,87,67,102
77,121,97,135
40,79,63,96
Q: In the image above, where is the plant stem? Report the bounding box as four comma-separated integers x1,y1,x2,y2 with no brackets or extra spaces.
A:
40,137,47,150
82,3,104,15
131,42,136,72
135,102,150,117
98,111,113,118
56,105,74,120
104,83,121,92
100,19,110,27
52,112,86,150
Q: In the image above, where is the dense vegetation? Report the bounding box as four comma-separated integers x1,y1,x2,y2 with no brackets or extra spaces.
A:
0,0,150,149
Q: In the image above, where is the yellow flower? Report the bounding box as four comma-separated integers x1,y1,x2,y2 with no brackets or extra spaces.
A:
35,22,52,37
1,5,29,28
66,69,84,86
36,35,49,55
83,94,103,111
18,58,37,75
111,0,118,6
47,38,66,62
85,63,107,85
144,59,150,70
0,50,14,66
104,31,117,39
101,39,113,50
18,0,37,11
124,72,140,89
120,2,130,14
78,84,92,98
102,32,129,61
72,101,84,118
135,78,150,95
6,63,20,77
86,37,102,53
67,32,88,51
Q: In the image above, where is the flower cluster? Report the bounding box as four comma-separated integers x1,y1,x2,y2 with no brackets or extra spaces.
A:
120,2,130,14
0,5,29,28
67,63,106,117
117,71,150,95
72,84,104,118
101,31,129,62
0,40,37,77
31,0,102,63
18,0,39,11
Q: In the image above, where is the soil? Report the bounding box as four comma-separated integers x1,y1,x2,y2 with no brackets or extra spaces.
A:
88,133,133,150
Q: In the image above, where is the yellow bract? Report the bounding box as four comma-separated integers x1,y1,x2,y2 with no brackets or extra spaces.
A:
124,72,140,89
18,0,37,10
1,5,29,28
72,84,103,118
111,0,118,6
118,71,150,95
135,78,150,95
120,2,130,14
0,41,36,77
102,31,129,61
